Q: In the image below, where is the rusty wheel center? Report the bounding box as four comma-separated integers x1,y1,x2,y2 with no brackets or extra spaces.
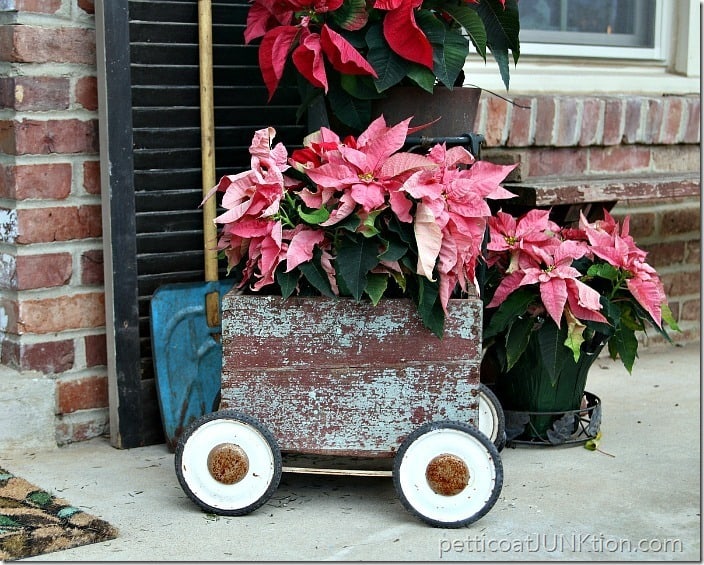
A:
425,453,470,496
207,443,249,485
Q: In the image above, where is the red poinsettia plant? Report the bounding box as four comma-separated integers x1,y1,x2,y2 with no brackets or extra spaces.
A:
244,0,520,130
204,116,516,336
481,208,680,374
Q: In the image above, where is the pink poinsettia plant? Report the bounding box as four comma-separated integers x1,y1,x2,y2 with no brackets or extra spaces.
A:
481,208,680,374
204,115,516,336
244,0,520,130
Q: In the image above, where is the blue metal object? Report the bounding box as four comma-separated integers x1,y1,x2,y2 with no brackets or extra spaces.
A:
150,279,235,451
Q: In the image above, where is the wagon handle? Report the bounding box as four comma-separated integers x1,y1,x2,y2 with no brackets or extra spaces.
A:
198,0,220,328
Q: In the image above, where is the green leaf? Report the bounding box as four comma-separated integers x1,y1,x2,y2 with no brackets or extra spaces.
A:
405,64,436,93
504,315,534,370
440,1,487,60
297,205,330,225
564,309,587,363
331,0,368,31
415,10,468,89
276,267,299,299
537,319,568,386
327,80,372,131
587,262,620,281
364,273,388,305
489,47,511,91
298,252,335,298
610,324,639,374
379,236,408,262
483,288,535,340
416,276,445,338
366,23,410,92
340,73,385,100
473,0,520,87
661,302,681,332
336,233,381,300
360,209,382,237
335,213,362,233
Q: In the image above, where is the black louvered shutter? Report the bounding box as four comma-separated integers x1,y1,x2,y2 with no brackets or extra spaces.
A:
122,0,306,445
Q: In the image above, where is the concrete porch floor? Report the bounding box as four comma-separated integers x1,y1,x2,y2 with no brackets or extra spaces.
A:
2,341,700,561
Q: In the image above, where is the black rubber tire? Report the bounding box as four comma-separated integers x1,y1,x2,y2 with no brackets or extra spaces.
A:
174,410,282,516
393,420,503,528
479,384,507,452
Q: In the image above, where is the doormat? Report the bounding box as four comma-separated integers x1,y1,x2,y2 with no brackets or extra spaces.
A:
0,466,118,561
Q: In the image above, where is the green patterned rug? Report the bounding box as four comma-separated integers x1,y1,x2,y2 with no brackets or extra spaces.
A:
0,466,118,561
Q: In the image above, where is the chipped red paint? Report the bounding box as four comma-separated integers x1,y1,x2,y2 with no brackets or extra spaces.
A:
219,295,482,457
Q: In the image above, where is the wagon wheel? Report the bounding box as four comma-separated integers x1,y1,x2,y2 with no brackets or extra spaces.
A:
175,410,282,516
393,421,503,528
478,384,506,452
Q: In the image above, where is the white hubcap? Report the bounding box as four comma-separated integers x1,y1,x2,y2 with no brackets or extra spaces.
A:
179,418,276,511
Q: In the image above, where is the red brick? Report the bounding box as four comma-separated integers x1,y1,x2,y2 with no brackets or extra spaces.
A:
661,208,700,236
3,119,98,156
680,299,700,321
507,97,533,147
75,76,98,111
78,0,95,15
19,339,74,373
579,98,602,146
0,25,95,64
589,146,651,174
528,148,588,177
642,98,664,144
0,163,71,200
660,270,700,297
555,97,579,146
534,97,556,146
482,95,509,147
85,333,107,367
683,97,700,143
17,205,102,243
622,97,643,144
685,240,700,264
602,98,624,146
15,0,62,13
16,252,72,290
0,76,70,111
57,375,109,414
640,241,686,269
612,211,655,239
0,339,19,369
659,97,684,144
18,292,105,334
83,160,101,195
81,249,103,285
651,145,700,173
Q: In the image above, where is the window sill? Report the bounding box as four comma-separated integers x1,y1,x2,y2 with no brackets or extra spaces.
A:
462,60,701,96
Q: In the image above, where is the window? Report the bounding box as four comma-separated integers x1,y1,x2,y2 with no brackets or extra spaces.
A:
519,0,665,60
462,0,699,94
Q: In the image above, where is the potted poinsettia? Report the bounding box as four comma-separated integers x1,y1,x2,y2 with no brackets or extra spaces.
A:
480,208,680,441
244,0,520,131
204,115,516,337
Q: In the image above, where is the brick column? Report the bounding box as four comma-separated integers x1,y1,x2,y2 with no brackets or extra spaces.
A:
0,0,108,446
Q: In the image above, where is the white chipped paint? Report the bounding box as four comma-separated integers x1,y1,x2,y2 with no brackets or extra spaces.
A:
0,209,18,243
0,305,8,332
0,253,17,289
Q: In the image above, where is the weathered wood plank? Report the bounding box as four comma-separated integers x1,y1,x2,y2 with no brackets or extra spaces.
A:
220,296,482,456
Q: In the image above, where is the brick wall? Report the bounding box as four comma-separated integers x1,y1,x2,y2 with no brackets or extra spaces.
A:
0,0,108,446
474,92,701,345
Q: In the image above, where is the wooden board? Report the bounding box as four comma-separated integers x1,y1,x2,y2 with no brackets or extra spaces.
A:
220,295,482,457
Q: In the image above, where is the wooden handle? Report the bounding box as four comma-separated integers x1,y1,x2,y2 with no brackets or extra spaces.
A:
198,0,218,284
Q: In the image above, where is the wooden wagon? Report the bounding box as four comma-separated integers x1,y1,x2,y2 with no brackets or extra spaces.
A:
174,292,505,528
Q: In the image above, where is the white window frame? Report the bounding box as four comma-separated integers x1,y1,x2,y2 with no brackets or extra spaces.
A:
462,0,700,94
520,0,668,61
